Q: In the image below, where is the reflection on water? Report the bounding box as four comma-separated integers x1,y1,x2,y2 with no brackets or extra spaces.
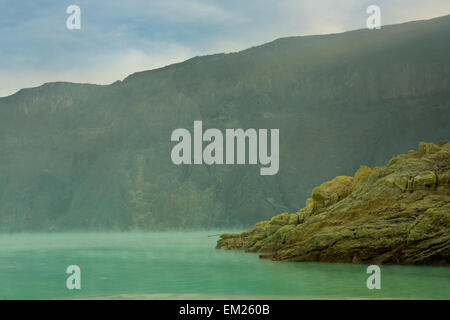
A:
0,232,449,299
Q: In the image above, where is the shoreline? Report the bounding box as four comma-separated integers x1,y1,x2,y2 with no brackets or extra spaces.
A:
70,293,414,300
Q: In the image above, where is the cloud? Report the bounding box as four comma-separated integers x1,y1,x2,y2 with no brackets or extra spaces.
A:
378,0,450,23
86,0,244,25
0,0,449,97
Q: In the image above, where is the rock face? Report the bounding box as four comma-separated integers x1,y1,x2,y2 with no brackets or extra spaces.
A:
0,16,449,231
217,142,450,265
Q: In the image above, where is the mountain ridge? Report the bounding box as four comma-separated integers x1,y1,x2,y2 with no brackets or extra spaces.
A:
3,13,449,99
0,15,448,231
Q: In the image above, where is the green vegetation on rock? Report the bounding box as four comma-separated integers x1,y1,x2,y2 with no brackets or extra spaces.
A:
217,142,450,265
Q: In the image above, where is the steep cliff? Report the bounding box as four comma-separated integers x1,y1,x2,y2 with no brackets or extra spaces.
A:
0,16,449,230
217,142,450,265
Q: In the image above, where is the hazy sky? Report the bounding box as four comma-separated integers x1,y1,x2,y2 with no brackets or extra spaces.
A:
0,0,449,97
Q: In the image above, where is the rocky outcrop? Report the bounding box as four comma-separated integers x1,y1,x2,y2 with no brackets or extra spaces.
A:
217,142,450,265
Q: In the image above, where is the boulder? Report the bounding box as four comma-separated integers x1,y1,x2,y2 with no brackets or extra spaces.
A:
311,176,354,210
411,171,437,189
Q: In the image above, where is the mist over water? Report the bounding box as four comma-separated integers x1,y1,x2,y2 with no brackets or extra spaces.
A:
0,231,449,300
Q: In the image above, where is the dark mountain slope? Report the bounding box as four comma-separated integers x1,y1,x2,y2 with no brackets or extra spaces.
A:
0,15,449,230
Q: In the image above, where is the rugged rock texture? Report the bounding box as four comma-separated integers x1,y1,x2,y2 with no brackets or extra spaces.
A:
217,142,450,265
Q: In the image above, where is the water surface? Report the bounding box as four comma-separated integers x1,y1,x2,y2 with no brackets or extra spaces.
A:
0,232,448,299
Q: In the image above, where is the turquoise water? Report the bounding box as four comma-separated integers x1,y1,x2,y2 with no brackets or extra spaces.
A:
0,231,449,299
